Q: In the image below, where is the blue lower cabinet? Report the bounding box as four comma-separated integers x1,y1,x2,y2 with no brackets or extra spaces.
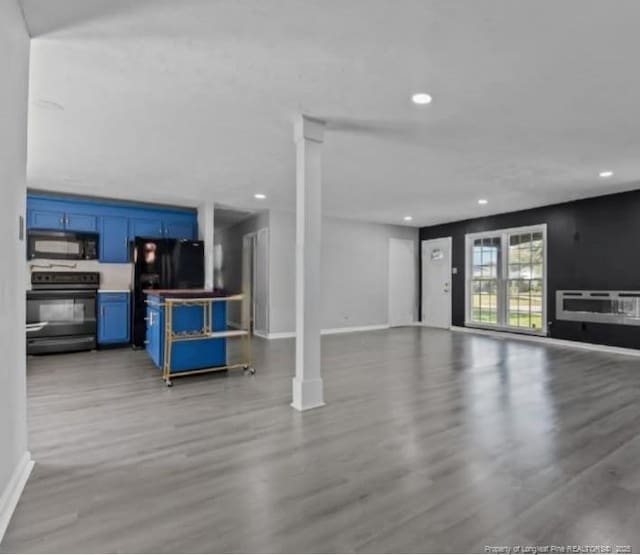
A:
145,295,227,372
100,216,130,263
98,292,130,345
145,302,163,367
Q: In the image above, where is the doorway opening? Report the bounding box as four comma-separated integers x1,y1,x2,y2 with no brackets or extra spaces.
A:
242,228,269,336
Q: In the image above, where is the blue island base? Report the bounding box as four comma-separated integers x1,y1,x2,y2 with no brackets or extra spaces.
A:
145,295,227,374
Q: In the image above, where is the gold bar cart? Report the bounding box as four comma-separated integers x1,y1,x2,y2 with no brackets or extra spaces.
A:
160,294,254,386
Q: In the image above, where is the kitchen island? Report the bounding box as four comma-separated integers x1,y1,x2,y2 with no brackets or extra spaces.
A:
144,289,252,385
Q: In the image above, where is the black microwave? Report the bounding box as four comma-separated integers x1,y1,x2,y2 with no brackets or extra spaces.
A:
27,230,99,260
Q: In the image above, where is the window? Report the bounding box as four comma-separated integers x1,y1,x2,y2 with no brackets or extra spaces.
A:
507,231,544,330
466,225,546,334
470,236,500,324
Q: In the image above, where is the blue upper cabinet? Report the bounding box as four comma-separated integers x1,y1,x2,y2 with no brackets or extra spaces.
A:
131,215,196,241
28,206,97,232
65,213,97,232
164,218,196,240
26,194,199,260
28,208,66,230
100,216,129,263
130,217,164,239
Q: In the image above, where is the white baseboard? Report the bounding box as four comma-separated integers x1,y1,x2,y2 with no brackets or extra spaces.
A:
258,323,391,340
261,330,295,339
321,323,390,336
451,325,640,358
0,451,34,543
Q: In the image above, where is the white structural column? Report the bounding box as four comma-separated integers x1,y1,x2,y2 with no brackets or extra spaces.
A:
292,115,326,411
197,201,215,289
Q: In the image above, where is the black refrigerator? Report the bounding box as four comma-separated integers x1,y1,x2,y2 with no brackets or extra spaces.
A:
131,237,205,347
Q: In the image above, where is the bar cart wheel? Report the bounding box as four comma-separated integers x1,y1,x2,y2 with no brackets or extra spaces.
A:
165,379,173,387
244,365,256,375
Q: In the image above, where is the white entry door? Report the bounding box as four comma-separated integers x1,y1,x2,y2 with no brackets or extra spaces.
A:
388,238,416,327
421,237,452,328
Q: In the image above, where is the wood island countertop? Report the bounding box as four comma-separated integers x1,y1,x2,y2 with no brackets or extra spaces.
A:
143,289,231,299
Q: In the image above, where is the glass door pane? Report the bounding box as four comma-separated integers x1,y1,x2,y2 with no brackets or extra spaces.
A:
507,231,544,331
470,236,501,325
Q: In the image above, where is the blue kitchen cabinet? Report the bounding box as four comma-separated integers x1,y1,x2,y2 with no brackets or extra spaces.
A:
27,208,96,232
145,300,163,367
164,219,196,240
145,294,227,372
28,208,66,230
98,292,130,345
64,213,97,232
130,217,164,239
100,216,130,263
26,194,199,256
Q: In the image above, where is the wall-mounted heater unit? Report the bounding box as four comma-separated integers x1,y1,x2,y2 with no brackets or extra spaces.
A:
556,290,640,326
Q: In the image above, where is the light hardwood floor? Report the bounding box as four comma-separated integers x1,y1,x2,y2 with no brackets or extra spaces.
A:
3,327,640,553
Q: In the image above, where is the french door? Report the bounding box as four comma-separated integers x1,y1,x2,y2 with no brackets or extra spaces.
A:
465,224,547,334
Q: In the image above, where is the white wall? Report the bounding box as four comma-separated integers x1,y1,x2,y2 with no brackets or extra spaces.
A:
269,210,419,334
0,0,31,540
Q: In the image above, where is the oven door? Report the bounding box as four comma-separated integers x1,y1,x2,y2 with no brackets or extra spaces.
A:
26,290,97,338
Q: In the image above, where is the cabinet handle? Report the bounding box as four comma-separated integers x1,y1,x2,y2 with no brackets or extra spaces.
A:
59,217,64,225
101,307,105,317
144,340,149,345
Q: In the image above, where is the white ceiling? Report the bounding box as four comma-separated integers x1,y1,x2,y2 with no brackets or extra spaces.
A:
22,0,640,227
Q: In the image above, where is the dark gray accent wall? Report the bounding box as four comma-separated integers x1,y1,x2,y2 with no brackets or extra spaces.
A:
419,189,640,349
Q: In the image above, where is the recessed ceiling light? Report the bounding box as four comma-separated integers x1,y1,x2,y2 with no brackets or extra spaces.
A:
403,216,413,221
411,93,432,105
254,193,266,199
478,199,488,205
599,170,613,178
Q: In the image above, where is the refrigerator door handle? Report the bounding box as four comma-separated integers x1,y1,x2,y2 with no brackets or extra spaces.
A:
161,253,167,289
167,252,173,289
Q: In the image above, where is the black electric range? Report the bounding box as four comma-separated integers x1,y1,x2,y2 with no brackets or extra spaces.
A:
26,271,100,355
